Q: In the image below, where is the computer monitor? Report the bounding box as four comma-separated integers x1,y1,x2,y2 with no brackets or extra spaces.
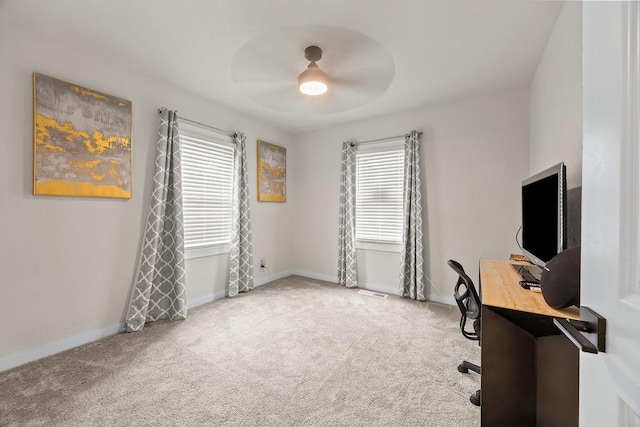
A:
519,162,567,280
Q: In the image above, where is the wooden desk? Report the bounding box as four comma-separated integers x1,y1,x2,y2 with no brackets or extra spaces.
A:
480,259,579,427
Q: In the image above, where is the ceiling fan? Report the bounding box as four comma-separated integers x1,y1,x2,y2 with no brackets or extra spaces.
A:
230,25,395,114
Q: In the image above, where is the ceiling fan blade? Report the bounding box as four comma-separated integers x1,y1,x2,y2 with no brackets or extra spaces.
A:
252,88,304,112
324,37,392,76
232,44,299,83
331,78,388,99
330,58,395,83
236,80,294,98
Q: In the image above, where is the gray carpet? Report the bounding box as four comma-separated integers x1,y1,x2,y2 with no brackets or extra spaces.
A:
0,276,480,426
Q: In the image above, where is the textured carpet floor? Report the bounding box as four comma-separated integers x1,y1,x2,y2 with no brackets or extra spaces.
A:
0,276,480,426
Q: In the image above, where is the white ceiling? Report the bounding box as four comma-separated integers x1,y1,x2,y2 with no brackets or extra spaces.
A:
1,0,562,134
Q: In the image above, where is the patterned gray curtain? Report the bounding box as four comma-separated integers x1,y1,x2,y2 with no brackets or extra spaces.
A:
228,132,255,297
126,109,187,332
400,130,425,300
337,141,358,288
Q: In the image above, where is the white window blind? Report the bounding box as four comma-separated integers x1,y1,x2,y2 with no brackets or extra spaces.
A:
356,148,404,244
180,129,234,249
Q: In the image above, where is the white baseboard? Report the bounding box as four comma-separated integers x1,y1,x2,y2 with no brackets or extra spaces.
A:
187,289,227,309
427,293,456,306
188,269,293,309
290,269,337,284
255,269,294,287
0,322,125,373
291,269,455,306
292,270,400,296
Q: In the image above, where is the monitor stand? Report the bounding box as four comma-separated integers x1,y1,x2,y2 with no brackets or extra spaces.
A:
511,264,543,282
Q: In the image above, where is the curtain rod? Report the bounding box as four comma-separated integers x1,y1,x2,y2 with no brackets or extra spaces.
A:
158,108,236,138
351,131,422,146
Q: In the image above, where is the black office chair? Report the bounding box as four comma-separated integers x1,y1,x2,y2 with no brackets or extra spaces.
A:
448,259,481,406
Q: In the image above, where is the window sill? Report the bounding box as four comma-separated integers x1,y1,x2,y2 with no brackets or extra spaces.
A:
185,244,231,260
356,240,402,253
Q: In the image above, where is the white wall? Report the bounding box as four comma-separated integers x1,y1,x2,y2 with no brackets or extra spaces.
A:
0,22,293,369
530,1,582,189
291,88,530,303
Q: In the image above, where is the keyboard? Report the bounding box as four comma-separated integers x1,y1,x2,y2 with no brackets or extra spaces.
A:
520,280,541,291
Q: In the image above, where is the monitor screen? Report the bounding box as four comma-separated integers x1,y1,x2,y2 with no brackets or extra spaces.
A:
521,163,566,266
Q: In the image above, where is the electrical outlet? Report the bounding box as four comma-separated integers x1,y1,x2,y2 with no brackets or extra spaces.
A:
260,259,266,268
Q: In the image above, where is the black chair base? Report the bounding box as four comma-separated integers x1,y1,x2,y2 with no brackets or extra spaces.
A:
458,361,481,406
457,360,481,375
470,390,481,406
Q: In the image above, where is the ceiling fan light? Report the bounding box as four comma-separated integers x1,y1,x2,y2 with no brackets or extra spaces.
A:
299,80,328,96
298,63,328,96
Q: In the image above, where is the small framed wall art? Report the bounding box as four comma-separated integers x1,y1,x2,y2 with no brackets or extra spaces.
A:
257,140,286,202
33,72,132,199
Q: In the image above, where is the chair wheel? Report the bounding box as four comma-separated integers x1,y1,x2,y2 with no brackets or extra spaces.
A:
470,390,481,406
458,364,469,373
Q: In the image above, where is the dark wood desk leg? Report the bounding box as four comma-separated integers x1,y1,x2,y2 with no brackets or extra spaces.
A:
481,307,537,427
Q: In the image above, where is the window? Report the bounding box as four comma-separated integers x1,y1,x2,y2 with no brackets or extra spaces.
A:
180,123,234,257
355,145,404,245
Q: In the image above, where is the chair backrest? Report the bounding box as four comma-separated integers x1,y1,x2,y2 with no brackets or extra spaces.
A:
448,259,481,341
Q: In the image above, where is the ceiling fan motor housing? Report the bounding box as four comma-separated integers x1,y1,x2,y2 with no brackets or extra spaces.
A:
305,46,323,62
